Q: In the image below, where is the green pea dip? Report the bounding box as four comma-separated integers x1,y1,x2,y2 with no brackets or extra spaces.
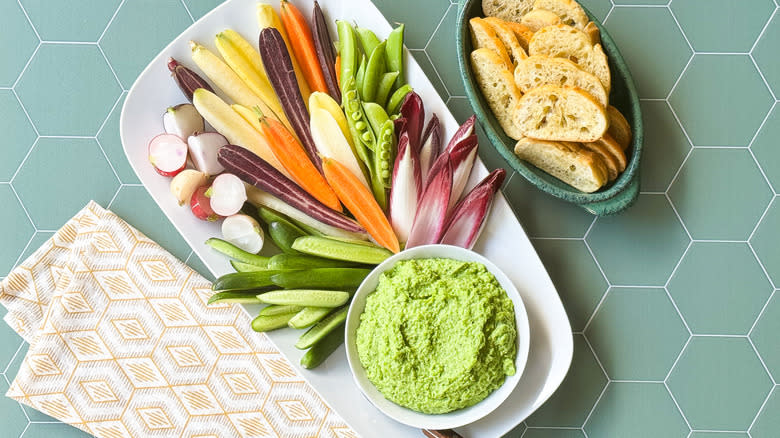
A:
356,258,517,414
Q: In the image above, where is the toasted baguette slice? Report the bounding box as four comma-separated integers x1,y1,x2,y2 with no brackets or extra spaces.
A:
482,0,535,23
513,84,608,142
533,0,589,30
521,9,562,32
484,17,528,65
471,48,524,140
606,105,632,150
501,20,535,52
592,133,626,171
514,137,607,192
529,24,611,93
514,55,608,107
584,21,600,45
470,17,514,70
578,140,618,181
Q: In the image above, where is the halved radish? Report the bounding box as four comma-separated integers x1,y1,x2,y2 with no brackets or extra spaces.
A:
170,169,208,205
191,185,220,221
163,103,204,139
148,133,188,176
187,132,226,176
222,214,264,254
208,173,247,216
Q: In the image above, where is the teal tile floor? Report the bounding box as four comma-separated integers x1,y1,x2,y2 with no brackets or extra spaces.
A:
0,0,778,437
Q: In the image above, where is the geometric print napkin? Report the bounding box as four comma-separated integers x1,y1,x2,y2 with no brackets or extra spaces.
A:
0,201,357,438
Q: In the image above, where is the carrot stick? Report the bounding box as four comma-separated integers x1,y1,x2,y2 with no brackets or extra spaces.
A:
322,157,400,253
335,56,341,87
279,0,329,94
260,116,343,212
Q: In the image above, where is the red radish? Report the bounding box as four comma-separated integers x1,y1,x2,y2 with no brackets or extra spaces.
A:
440,169,506,249
419,114,441,184
388,131,421,244
187,132,226,176
222,213,264,254
207,173,247,217
445,115,476,153
406,154,452,249
170,169,207,205
190,185,220,221
148,133,188,176
163,104,204,139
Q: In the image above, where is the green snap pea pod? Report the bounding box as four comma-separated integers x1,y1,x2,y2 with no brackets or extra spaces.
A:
361,41,386,103
300,326,344,369
295,306,348,349
259,305,304,316
375,71,399,108
205,238,269,267
337,21,358,90
355,55,367,100
386,84,413,115
385,24,405,89
362,102,390,135
342,77,376,161
373,119,396,189
356,27,381,58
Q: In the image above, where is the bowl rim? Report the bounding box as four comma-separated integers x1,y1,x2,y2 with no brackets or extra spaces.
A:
455,0,644,205
344,244,531,430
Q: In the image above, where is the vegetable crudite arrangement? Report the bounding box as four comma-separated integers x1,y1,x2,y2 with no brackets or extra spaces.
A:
145,0,508,371
457,0,642,215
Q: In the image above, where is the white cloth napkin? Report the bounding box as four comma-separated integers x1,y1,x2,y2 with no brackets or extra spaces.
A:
0,201,356,438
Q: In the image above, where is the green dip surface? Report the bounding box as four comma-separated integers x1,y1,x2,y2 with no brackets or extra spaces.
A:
355,258,517,414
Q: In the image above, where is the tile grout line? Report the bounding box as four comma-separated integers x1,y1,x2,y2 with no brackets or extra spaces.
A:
664,379,694,432
10,232,41,273
11,42,41,90
749,53,777,101
749,6,777,54
665,52,695,103
7,184,37,232
665,98,697,153
423,50,452,99
8,136,39,184
98,0,126,45
665,192,694,241
423,3,453,51
748,289,776,338
581,380,610,431
97,44,127,92
667,5,696,55
748,336,777,386
179,0,196,23
15,0,41,41
664,330,693,382
746,386,775,433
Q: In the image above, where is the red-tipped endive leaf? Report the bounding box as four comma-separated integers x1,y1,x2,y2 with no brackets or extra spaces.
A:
394,117,407,137
388,132,421,244
445,114,476,153
439,169,506,249
406,154,452,249
448,134,479,210
419,114,441,185
399,92,424,153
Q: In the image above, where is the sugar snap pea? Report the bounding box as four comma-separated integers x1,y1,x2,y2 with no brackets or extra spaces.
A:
385,24,405,89
342,76,376,163
355,55,367,100
373,119,396,188
337,21,358,91
362,41,386,103
356,27,381,57
376,71,399,108
387,84,413,115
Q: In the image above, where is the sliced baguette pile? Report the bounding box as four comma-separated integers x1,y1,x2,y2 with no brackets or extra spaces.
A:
471,0,632,193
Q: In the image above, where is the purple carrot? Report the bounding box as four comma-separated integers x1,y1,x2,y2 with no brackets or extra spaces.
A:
399,91,424,153
419,114,441,185
167,57,214,102
312,1,341,101
388,131,422,244
406,154,452,249
439,169,506,249
258,27,322,172
218,145,363,233
445,115,476,153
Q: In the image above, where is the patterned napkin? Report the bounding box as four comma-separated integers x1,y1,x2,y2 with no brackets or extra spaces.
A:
0,201,356,438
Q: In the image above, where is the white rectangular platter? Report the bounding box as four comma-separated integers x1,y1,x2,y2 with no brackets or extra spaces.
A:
120,0,573,435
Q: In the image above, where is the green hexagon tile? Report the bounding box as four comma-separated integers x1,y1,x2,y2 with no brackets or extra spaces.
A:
1,0,779,437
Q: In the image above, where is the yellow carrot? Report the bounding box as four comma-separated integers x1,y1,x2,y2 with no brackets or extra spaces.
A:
309,92,354,150
322,157,400,253
261,117,342,212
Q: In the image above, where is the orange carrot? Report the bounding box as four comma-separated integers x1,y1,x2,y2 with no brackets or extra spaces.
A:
279,0,329,94
260,117,342,212
322,157,400,253
335,56,341,87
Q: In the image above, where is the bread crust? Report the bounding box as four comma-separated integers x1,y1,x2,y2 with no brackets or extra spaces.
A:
513,55,608,106
513,84,608,142
521,9,562,32
533,0,589,30
606,105,632,150
482,0,535,23
471,48,524,140
514,137,607,192
470,17,515,70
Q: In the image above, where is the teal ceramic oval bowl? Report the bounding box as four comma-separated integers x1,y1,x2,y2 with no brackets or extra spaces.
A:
456,0,643,215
